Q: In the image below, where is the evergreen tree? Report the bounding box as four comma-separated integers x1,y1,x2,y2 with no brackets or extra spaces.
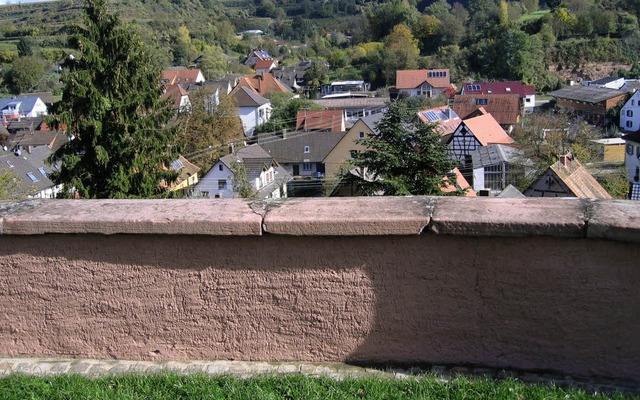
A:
342,101,457,196
48,0,178,198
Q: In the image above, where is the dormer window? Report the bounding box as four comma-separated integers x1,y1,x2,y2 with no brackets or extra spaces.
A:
304,146,310,153
476,98,488,105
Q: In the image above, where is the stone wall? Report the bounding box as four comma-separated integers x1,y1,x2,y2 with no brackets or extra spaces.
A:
0,197,639,382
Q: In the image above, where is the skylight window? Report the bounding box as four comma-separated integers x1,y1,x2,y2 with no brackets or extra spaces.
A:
38,167,47,177
26,172,38,182
467,84,481,91
476,98,489,105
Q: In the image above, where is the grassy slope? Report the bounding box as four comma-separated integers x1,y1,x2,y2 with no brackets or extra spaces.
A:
0,374,635,400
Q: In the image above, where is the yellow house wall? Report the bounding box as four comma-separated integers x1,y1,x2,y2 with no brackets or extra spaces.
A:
323,119,374,179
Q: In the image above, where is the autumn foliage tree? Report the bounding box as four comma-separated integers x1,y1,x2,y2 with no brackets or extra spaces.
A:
49,0,179,198
175,90,244,172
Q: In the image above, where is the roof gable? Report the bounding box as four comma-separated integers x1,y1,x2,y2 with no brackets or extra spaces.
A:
231,86,270,107
548,86,627,104
463,81,535,96
260,131,347,163
456,112,514,146
453,94,522,125
232,73,290,99
549,155,611,199
161,69,204,85
395,69,450,90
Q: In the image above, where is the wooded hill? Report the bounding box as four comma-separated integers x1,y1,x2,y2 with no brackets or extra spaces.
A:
1,0,640,96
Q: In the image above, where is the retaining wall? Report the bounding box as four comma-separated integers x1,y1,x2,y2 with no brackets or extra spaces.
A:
0,197,639,382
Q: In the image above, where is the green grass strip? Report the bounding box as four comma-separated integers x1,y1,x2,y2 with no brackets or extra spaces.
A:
0,373,636,400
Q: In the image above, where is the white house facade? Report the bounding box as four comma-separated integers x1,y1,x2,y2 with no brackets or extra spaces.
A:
622,132,640,200
231,86,272,137
193,145,291,199
0,96,48,118
620,91,640,133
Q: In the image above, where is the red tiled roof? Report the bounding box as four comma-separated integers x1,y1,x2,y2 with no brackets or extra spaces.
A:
161,69,204,85
395,69,450,90
461,110,514,146
441,167,477,196
296,110,344,132
453,94,522,126
231,73,290,99
161,84,188,109
255,59,276,70
463,81,535,96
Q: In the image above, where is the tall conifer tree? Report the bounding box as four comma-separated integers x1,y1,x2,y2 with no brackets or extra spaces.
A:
342,101,457,196
49,0,178,198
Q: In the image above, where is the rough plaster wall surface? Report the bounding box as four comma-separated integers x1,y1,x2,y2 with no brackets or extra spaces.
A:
1,233,639,382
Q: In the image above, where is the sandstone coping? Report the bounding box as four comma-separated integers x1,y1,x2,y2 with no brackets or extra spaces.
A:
0,197,638,241
261,197,434,235
429,197,587,238
0,199,262,236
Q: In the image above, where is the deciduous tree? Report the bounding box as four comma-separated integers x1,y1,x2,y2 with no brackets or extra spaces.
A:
48,0,179,198
175,90,244,172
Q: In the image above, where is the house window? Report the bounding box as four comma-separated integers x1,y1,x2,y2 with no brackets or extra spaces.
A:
302,162,312,171
219,164,223,171
633,100,635,106
218,180,227,190
350,150,357,159
628,144,634,155
628,110,634,117
627,120,633,128
304,146,310,153
359,132,365,139
201,191,209,197
476,98,488,105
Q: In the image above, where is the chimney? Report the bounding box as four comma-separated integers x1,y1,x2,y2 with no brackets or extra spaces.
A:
559,153,573,166
228,142,235,154
282,128,287,139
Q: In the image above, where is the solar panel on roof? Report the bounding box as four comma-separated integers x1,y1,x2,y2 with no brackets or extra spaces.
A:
424,111,440,121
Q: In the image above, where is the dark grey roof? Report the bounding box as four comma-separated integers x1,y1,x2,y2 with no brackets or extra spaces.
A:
10,130,59,148
359,113,384,134
18,92,54,104
590,76,620,85
548,86,627,103
622,131,640,143
219,144,274,181
259,131,347,163
231,86,269,107
0,146,56,195
471,144,527,169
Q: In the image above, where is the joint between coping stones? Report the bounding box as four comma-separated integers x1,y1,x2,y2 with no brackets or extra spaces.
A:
249,199,285,234
420,197,438,235
582,199,597,238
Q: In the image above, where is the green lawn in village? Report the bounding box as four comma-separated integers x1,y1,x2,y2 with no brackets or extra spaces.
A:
0,373,635,400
